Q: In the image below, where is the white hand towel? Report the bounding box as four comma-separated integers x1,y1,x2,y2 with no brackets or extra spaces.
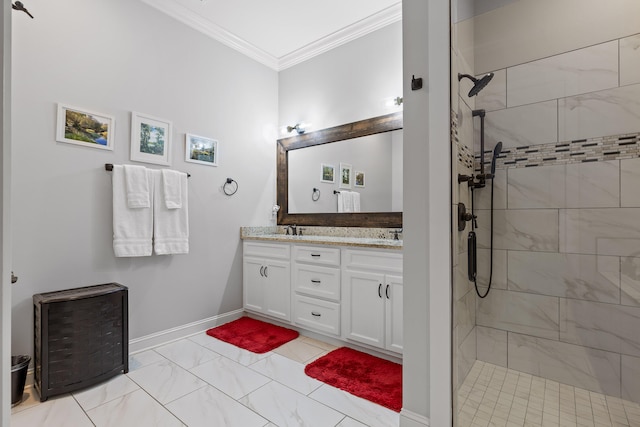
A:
351,191,361,212
337,191,346,213
153,170,189,255
342,191,354,212
112,165,153,257
162,169,182,209
124,165,150,208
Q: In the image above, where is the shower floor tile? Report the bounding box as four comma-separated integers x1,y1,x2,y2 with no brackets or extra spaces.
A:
457,360,640,427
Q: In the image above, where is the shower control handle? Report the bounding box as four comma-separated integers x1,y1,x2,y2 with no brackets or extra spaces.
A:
458,203,477,231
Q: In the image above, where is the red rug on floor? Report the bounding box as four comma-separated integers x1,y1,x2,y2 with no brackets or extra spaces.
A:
304,347,402,412
206,317,299,354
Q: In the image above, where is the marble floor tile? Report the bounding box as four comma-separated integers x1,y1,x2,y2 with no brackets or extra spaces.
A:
166,385,268,427
299,335,340,351
129,349,166,371
86,389,183,427
309,384,400,427
241,381,345,427
127,359,207,404
73,373,140,411
154,338,220,369
191,333,272,366
337,417,370,427
190,356,271,399
273,337,328,363
11,394,94,427
249,353,323,395
10,386,42,414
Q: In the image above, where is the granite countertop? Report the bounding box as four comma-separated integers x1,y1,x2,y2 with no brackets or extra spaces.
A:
240,226,403,250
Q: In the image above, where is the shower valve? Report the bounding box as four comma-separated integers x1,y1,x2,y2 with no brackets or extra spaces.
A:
458,203,476,231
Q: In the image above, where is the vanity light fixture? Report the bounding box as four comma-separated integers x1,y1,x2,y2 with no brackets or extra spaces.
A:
286,124,306,135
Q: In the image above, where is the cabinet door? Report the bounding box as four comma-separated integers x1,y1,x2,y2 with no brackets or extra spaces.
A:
343,270,385,348
264,259,291,321
243,257,265,313
385,275,403,353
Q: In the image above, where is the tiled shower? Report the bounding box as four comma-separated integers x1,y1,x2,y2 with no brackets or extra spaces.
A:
452,1,640,425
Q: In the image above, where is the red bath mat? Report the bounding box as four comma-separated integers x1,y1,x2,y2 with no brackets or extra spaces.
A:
305,347,402,412
206,317,299,354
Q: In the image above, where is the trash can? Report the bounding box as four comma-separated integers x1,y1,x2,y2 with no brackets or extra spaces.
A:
11,355,30,405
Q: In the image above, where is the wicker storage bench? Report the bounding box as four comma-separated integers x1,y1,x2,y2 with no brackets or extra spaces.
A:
33,283,128,401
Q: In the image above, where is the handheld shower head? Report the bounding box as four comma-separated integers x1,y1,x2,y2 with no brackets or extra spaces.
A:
458,73,494,97
490,141,503,177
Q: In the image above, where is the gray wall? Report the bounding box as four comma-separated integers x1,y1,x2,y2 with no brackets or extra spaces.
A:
10,0,278,355
279,21,402,132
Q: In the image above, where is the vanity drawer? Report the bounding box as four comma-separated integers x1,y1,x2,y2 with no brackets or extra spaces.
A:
243,241,290,259
293,245,340,266
342,249,403,273
293,295,340,336
293,264,340,301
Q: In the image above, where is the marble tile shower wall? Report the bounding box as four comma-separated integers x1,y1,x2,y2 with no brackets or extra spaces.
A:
468,33,640,404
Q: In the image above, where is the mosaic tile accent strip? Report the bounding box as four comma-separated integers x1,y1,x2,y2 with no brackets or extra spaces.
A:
475,131,640,171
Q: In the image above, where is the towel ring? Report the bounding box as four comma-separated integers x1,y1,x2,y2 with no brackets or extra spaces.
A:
312,187,321,202
223,178,238,196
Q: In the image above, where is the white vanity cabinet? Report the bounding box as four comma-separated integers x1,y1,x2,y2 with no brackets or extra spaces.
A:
291,245,341,336
342,249,403,353
243,241,291,321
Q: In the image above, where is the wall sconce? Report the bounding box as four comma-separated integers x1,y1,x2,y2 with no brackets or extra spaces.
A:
286,124,306,135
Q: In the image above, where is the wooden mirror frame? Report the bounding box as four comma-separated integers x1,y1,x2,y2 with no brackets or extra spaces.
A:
277,111,403,227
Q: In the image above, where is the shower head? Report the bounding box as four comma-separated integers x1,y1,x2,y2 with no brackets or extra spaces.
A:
490,141,503,177
458,73,494,97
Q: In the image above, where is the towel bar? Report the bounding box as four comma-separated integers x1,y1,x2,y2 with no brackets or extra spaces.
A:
105,163,190,178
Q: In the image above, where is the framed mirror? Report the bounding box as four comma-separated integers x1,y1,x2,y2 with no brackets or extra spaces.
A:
277,111,403,227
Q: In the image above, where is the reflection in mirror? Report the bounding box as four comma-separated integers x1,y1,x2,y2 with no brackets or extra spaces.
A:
288,130,403,213
277,112,402,228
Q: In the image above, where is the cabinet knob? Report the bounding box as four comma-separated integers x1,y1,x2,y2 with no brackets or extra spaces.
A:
386,284,390,299
378,283,383,298
311,279,321,284
311,254,321,257
259,266,265,277
311,312,321,317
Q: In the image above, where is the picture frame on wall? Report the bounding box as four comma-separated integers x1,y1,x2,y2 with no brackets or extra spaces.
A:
56,104,115,151
130,112,172,166
320,163,335,183
339,162,352,189
185,134,218,166
354,170,365,188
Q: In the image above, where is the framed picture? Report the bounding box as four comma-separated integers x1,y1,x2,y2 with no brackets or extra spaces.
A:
130,112,172,166
339,162,352,189
355,170,365,187
320,163,335,183
185,134,218,166
56,104,114,151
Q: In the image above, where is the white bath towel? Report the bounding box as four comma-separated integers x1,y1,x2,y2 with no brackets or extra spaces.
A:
124,165,150,208
161,169,182,209
153,170,189,255
112,165,153,257
337,191,348,213
351,191,361,212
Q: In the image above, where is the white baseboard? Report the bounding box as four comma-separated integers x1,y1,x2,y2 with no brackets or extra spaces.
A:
129,309,244,353
400,409,430,427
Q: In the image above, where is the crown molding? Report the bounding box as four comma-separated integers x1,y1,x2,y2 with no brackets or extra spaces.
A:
278,3,402,70
140,0,401,71
140,0,279,69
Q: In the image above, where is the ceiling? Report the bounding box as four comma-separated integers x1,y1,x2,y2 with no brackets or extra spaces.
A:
140,0,402,71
